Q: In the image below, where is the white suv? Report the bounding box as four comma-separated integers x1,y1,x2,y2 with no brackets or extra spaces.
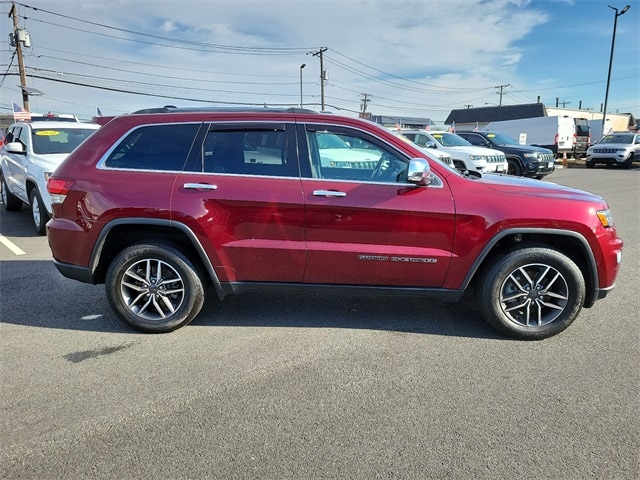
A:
586,132,640,169
400,130,508,173
1,120,100,234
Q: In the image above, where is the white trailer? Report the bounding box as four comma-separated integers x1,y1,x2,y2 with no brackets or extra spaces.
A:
484,116,577,158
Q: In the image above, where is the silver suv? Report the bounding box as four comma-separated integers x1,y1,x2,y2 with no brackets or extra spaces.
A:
586,132,640,169
1,120,100,234
400,130,508,173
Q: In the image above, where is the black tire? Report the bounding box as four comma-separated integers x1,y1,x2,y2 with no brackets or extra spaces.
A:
585,160,595,169
1,176,22,211
30,189,50,235
476,246,585,340
623,153,634,169
105,242,205,333
507,159,522,176
453,160,467,172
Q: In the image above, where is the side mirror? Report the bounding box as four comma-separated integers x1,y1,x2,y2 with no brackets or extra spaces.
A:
6,142,25,154
424,141,437,149
407,158,433,186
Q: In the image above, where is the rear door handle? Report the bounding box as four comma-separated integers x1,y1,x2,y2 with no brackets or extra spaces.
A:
313,190,346,197
183,183,218,191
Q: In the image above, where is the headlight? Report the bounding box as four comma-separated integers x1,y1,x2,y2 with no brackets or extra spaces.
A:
468,155,486,161
523,153,538,158
596,209,614,228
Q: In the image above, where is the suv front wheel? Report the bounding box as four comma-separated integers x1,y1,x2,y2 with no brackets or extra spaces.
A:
30,188,50,235
106,242,206,333
476,246,585,340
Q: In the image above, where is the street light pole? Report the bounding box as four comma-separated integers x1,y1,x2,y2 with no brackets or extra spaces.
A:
602,4,630,137
299,64,306,108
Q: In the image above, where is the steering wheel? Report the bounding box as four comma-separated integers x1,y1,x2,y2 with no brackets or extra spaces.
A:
370,155,385,181
370,153,400,181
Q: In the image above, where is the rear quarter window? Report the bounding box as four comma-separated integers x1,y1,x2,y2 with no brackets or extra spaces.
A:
104,123,199,171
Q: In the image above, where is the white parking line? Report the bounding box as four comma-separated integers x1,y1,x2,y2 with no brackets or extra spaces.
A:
0,235,26,256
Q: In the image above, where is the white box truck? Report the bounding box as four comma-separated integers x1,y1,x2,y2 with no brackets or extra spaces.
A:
485,116,585,158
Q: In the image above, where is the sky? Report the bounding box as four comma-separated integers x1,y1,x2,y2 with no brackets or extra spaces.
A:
1,0,638,124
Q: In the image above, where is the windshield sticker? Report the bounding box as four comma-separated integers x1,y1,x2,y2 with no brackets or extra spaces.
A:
487,134,495,138
35,130,60,136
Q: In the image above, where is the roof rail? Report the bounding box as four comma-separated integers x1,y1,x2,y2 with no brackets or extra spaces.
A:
131,106,319,115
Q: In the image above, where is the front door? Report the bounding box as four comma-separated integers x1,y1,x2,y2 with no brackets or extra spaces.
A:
300,125,456,288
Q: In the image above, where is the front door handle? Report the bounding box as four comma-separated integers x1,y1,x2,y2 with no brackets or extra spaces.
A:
183,183,218,191
313,190,347,197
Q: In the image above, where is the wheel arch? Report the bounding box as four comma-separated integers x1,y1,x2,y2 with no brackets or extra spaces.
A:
462,228,600,308
88,218,224,298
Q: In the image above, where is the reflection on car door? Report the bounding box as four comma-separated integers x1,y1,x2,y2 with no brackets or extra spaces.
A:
2,126,27,199
300,125,456,288
173,123,307,284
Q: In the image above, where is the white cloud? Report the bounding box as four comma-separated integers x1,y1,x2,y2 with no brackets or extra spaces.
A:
3,0,637,120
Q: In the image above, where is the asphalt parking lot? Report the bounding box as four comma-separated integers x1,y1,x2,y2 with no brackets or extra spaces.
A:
1,166,639,479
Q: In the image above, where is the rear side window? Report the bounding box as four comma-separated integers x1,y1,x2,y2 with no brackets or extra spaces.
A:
105,123,199,171
201,127,292,177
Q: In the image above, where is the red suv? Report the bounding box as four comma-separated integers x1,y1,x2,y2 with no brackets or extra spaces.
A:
46,108,623,339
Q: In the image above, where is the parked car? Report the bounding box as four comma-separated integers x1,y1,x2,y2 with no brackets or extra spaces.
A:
457,130,555,179
585,132,640,169
1,120,100,234
45,107,622,340
399,130,508,173
389,130,454,168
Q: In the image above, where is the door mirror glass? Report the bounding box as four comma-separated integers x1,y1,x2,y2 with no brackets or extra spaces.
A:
407,158,432,186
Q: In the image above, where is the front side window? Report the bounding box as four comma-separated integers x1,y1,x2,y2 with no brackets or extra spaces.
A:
306,127,407,183
104,123,199,171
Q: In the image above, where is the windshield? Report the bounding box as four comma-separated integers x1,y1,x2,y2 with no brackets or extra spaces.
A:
431,132,471,147
31,128,98,154
598,134,634,145
485,132,519,146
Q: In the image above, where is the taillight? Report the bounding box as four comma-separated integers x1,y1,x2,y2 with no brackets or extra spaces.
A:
47,177,74,204
554,133,559,145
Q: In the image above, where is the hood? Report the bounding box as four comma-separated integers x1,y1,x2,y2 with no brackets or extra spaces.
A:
588,142,635,150
30,153,69,172
444,145,505,156
500,143,552,154
478,173,603,202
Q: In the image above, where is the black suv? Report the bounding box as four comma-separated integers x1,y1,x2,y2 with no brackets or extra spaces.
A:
457,130,555,179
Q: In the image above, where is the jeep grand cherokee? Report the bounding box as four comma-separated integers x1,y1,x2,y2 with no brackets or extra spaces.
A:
46,108,623,340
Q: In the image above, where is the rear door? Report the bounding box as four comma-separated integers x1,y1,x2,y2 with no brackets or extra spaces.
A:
173,122,306,284
299,123,456,288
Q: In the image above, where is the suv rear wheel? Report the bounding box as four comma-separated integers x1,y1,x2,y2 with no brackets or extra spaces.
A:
106,242,205,333
476,246,585,340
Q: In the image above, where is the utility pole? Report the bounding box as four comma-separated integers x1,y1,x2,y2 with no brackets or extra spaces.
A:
9,3,30,111
311,47,327,111
494,84,510,106
360,93,370,118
